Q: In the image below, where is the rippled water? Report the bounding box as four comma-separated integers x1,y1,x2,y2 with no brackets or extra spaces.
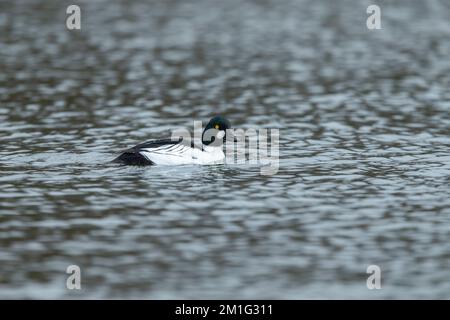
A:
1,0,450,299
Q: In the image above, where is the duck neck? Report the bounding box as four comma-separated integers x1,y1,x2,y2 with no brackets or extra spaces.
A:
203,144,224,154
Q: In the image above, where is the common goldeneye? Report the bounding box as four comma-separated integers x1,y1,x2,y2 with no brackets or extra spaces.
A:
113,116,232,165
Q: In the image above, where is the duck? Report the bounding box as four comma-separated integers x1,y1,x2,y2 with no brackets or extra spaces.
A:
113,116,232,166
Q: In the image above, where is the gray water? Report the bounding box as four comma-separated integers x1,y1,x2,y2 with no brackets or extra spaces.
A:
1,0,450,299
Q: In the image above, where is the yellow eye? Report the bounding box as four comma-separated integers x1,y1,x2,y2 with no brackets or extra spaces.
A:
214,124,219,129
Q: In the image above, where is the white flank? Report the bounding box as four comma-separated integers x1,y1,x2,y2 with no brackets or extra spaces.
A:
139,144,225,165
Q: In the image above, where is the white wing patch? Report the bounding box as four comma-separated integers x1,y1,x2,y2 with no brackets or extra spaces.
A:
139,143,225,165
140,143,197,165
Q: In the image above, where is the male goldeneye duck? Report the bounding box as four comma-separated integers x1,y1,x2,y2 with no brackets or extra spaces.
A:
113,116,232,166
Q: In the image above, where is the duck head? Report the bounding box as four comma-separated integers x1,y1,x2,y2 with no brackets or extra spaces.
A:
202,116,232,146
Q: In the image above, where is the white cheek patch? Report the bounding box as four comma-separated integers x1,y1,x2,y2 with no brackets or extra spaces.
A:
217,130,226,139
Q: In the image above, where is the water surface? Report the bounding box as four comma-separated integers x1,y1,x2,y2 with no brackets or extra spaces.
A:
0,0,450,298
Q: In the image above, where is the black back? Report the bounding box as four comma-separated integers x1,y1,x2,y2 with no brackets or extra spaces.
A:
112,137,197,166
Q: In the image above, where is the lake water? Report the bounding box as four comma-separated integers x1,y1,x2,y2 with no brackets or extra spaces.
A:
0,0,449,299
